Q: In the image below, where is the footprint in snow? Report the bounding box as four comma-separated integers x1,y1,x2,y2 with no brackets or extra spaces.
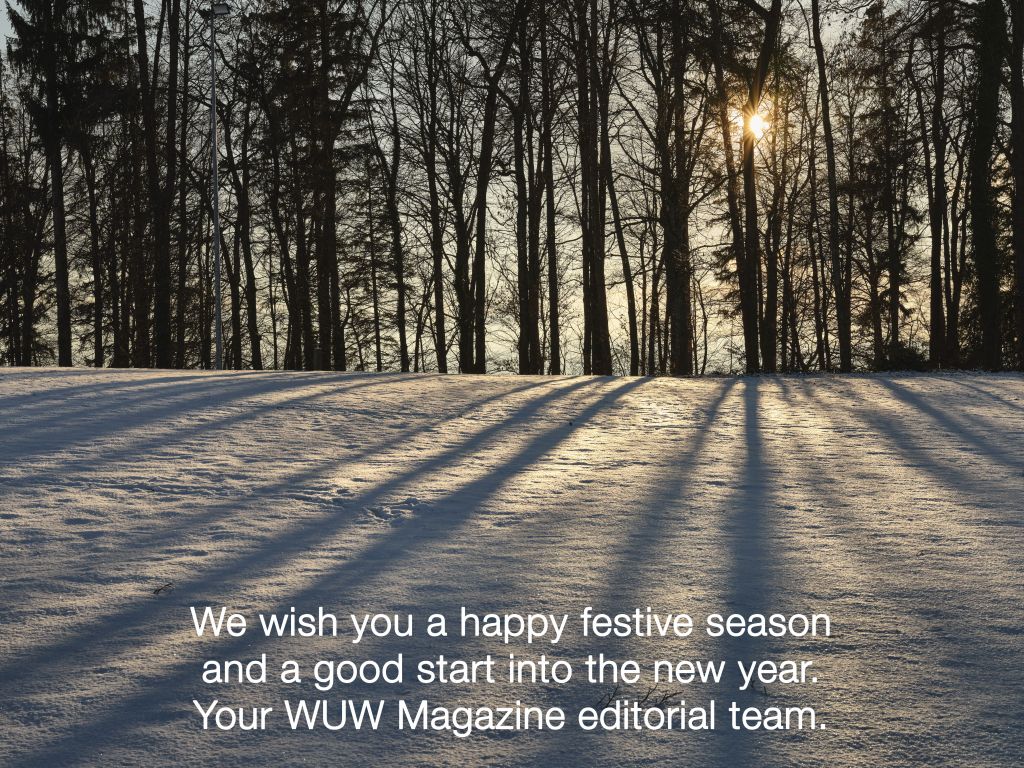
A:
362,498,422,526
363,506,407,525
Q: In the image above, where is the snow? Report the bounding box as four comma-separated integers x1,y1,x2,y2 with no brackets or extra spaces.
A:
1,368,1022,767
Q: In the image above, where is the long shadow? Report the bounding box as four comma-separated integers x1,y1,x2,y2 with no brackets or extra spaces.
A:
505,379,737,767
0,373,390,479
0,370,370,445
8,377,551,576
776,378,1024,766
0,369,224,413
704,379,778,766
798,378,1024,581
867,377,1024,473
598,379,738,604
777,377,1020,614
10,377,647,766
0,368,102,379
806,379,1023,517
726,382,773,601
791,376,1022,577
942,375,1024,415
0,369,406,431
0,377,604,691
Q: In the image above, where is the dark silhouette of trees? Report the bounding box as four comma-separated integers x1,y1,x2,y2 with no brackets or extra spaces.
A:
2,0,1021,374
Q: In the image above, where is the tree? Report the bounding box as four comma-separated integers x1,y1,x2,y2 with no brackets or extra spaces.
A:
6,0,111,365
735,0,783,374
1008,0,1024,370
2,0,1019,375
808,0,851,371
968,0,1007,370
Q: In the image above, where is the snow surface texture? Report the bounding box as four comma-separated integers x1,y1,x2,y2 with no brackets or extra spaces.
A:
0,369,1022,767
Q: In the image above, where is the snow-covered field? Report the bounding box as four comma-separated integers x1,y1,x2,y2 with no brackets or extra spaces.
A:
1,369,1022,767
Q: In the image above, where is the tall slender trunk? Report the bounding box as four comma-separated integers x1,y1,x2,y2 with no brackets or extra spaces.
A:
945,154,967,362
164,0,181,366
453,197,474,371
810,0,850,371
807,136,826,369
225,229,242,367
174,10,191,368
648,240,662,374
605,150,639,375
540,14,560,375
367,160,383,372
266,120,298,368
79,146,104,367
315,0,334,370
382,89,410,371
513,22,535,374
708,0,747,371
43,4,71,365
133,0,173,367
109,155,128,367
662,0,692,377
239,135,262,369
291,142,316,369
969,0,1007,370
928,1,948,366
740,122,761,374
1010,0,1024,370
576,0,612,374
738,0,782,373
881,35,900,360
761,112,783,374
709,2,744,269
315,189,331,368
470,14,521,373
422,4,447,373
222,99,262,369
526,97,544,375
329,205,346,371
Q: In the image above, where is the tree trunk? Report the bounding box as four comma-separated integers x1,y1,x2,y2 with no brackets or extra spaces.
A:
367,161,383,372
576,0,612,375
43,4,71,366
1010,0,1024,370
810,0,851,371
540,13,560,375
470,14,521,373
222,100,262,369
663,0,692,377
513,25,534,374
606,152,640,376
969,0,1007,370
928,1,948,366
133,0,173,367
225,230,243,368
381,91,410,372
82,147,104,367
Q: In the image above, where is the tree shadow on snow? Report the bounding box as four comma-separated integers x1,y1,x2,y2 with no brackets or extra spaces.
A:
0,376,556,686
0,371,382,465
775,378,1024,766
503,378,739,767
6,376,646,766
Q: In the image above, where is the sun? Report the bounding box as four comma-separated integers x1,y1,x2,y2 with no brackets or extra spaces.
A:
746,113,768,141
731,109,770,142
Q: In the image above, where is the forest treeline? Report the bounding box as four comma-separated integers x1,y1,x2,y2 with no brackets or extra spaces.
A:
1,0,1023,375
